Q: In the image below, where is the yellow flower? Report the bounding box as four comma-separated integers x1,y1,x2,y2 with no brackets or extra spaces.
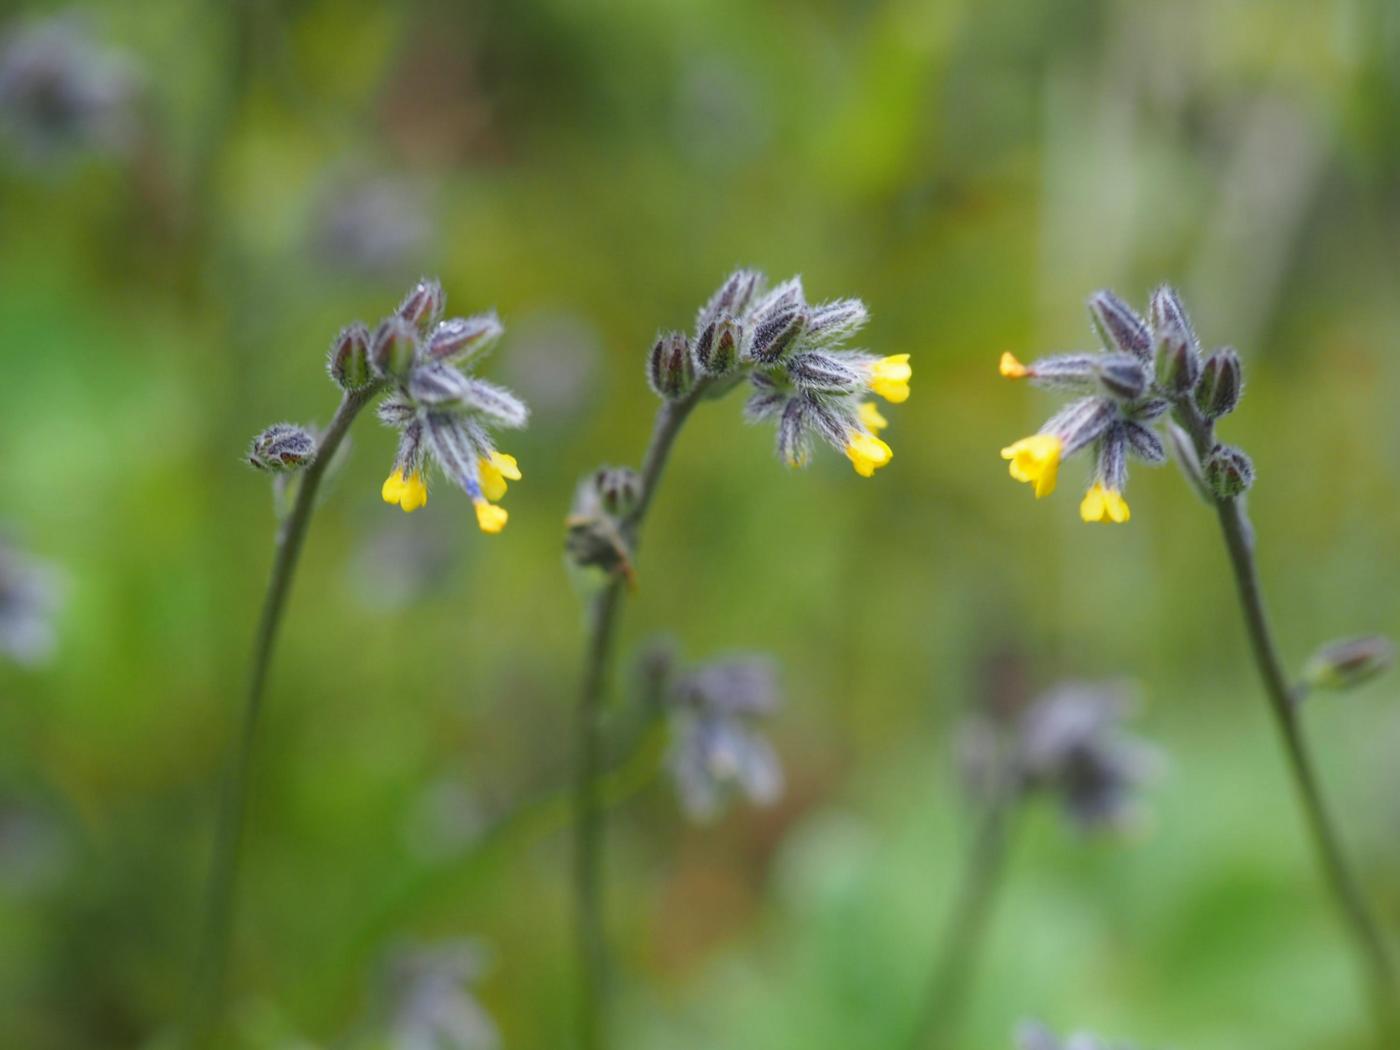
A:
858,401,888,432
845,432,893,477
999,352,1029,379
1000,434,1061,498
381,469,428,512
474,499,508,533
867,354,911,403
478,450,522,502
1079,483,1130,524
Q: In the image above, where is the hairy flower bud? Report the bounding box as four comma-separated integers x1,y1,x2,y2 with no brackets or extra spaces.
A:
594,466,642,517
428,312,503,365
1149,285,1197,346
397,278,445,333
747,306,807,364
1195,348,1242,420
328,322,373,391
248,423,315,471
785,351,863,393
372,316,419,379
1203,443,1254,500
1304,636,1396,693
1153,322,1199,396
1095,353,1149,401
1088,290,1151,361
647,331,694,400
694,316,741,376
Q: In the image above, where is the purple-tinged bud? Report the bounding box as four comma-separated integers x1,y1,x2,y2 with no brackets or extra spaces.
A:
1153,322,1199,397
1121,421,1166,464
397,278,445,333
593,466,641,517
805,298,868,345
327,322,373,391
647,331,695,400
1042,397,1114,457
1203,443,1253,500
1088,290,1151,361
747,305,807,364
785,351,862,393
248,423,315,471
1149,285,1197,349
694,316,741,377
696,269,762,331
1095,353,1149,401
428,312,503,365
1194,348,1242,420
371,316,419,379
407,362,472,406
1304,636,1396,693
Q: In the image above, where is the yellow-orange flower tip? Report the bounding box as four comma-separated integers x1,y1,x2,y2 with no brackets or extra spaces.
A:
1080,483,1130,524
381,469,428,512
478,451,522,502
845,432,893,477
858,400,888,433
1000,434,1061,499
999,352,1030,379
867,354,911,403
474,498,508,534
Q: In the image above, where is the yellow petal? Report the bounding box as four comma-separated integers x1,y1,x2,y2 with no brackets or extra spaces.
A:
381,470,406,505
998,352,1028,379
475,499,508,534
868,354,912,404
858,401,888,432
489,450,522,480
1080,484,1106,522
845,432,893,477
478,459,507,502
1000,434,1061,499
398,471,428,512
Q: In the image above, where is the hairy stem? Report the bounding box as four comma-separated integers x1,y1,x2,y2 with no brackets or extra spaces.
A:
1174,401,1397,1042
186,383,381,1047
572,382,709,1050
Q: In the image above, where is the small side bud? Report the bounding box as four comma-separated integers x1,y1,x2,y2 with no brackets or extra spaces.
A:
694,316,741,377
428,312,503,365
1148,285,1197,348
328,322,373,391
594,467,642,517
371,317,419,379
1304,636,1396,693
248,423,315,471
397,278,445,333
1095,353,1149,401
1154,322,1199,397
1203,443,1254,500
647,331,695,400
1195,348,1242,420
1088,290,1151,361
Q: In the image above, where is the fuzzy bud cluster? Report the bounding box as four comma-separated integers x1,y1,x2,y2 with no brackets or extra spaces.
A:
1304,636,1396,693
565,469,638,581
247,423,315,472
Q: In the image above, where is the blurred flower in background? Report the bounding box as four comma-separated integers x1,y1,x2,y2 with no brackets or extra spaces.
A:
1016,1019,1138,1050
0,534,64,667
308,175,434,279
375,939,499,1050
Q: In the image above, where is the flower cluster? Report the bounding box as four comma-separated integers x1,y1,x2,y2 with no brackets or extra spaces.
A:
1000,286,1246,523
961,680,1159,832
650,648,785,822
647,268,912,476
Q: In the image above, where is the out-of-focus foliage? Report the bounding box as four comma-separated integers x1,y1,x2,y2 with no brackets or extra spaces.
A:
1,1,1399,1048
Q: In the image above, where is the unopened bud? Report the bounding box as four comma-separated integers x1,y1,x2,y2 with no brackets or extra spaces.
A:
1203,443,1254,500
1148,285,1196,347
647,331,694,400
1095,353,1149,401
1195,348,1242,420
371,316,418,379
694,316,741,376
1088,290,1151,361
1153,322,1199,397
594,467,642,517
328,322,372,391
1304,636,1396,693
747,305,808,364
397,278,445,333
428,312,503,365
248,423,315,471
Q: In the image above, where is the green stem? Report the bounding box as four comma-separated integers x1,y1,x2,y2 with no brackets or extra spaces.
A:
185,383,381,1048
572,382,710,1050
1174,401,1397,1042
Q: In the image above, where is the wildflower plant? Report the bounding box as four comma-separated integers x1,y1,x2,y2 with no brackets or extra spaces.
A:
189,280,527,1046
567,268,909,1049
1000,286,1399,1039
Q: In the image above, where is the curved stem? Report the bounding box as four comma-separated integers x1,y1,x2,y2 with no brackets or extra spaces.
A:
185,383,381,1047
1175,402,1397,1042
572,384,709,1050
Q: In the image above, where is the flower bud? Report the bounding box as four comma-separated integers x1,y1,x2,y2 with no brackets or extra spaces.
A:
647,331,694,400
1088,290,1151,361
397,278,445,333
327,322,373,391
371,316,419,379
1153,322,1199,396
428,312,503,365
593,467,641,517
746,305,808,364
1203,443,1254,500
694,316,741,377
785,351,863,393
1304,636,1396,693
1095,353,1149,401
248,423,315,471
1194,348,1242,420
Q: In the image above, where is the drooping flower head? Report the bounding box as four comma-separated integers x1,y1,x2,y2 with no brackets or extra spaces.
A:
999,287,1244,523
647,269,911,477
350,279,528,533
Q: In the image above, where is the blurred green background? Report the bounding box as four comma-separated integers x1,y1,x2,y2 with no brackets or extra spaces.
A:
3,0,1400,1047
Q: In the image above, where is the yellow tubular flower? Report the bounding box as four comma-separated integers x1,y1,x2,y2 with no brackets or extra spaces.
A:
1000,434,1062,498
474,499,508,533
478,451,522,502
381,469,428,512
868,354,912,403
1080,483,1130,524
858,401,888,432
999,351,1029,379
845,432,893,477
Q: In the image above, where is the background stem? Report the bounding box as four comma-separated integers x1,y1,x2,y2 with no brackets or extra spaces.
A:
185,383,380,1047
572,383,708,1050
